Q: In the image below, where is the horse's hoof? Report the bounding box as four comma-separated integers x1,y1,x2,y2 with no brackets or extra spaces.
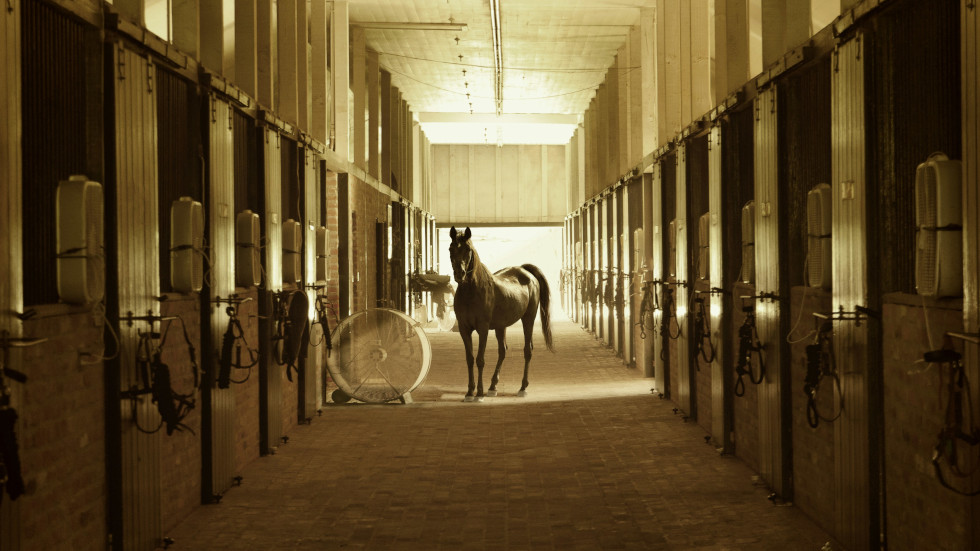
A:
476,396,485,403
487,390,497,397
463,396,475,403
517,390,527,398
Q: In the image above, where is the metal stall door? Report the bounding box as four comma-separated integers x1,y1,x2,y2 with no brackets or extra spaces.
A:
206,96,237,496
639,172,655,378
753,85,789,497
260,127,283,454
300,149,319,421
585,205,594,332
831,34,874,550
675,144,694,417
609,190,619,351
112,44,163,551
622,184,633,366
0,2,22,547
575,213,582,322
962,4,980,542
594,201,603,337
652,163,666,394
708,124,732,452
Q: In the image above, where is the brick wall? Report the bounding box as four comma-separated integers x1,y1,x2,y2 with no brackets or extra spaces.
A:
787,286,835,535
881,294,973,551
158,294,203,534
20,306,107,548
731,282,760,473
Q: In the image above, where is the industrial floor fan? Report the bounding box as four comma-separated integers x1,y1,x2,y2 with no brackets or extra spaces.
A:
327,308,431,404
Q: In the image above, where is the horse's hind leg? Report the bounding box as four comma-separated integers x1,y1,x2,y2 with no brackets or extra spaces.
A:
519,317,534,397
474,325,490,401
488,328,507,396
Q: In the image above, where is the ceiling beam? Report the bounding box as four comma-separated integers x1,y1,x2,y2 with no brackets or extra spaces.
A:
418,113,579,125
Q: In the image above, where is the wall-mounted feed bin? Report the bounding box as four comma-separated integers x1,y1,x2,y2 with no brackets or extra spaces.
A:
915,152,962,298
807,183,833,289
283,218,302,284
236,210,261,288
170,196,204,293
56,175,105,305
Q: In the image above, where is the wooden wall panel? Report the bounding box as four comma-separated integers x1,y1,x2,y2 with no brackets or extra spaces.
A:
753,84,788,498
114,44,162,551
472,147,496,223
832,34,874,551
207,96,237,497
0,2,22,547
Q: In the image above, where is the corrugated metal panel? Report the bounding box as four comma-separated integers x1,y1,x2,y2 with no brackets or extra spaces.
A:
961,4,980,541
234,110,260,213
754,84,787,496
675,144,693,416
596,200,605,338
607,191,617,349
831,34,873,550
708,124,731,451
722,107,756,286
621,184,632,365
114,44,162,551
652,161,667,397
0,1,22,548
262,127,283,452
21,0,88,306
302,149,320,421
208,96,237,496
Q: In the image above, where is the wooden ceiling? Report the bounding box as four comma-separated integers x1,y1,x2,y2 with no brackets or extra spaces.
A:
349,0,647,143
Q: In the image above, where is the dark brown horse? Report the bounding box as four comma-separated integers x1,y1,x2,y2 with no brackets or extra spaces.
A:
448,227,554,401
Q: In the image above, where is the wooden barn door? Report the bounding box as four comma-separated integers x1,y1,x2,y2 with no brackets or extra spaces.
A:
651,163,666,395
962,2,980,542
205,95,237,496
260,126,283,454
754,84,790,497
301,149,321,421
675,144,694,417
111,43,163,551
0,2,23,548
832,33,876,550
708,124,732,451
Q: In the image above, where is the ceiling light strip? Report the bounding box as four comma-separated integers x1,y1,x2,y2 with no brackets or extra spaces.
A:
489,0,503,116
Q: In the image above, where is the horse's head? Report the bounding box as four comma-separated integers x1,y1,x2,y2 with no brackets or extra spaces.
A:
449,226,475,283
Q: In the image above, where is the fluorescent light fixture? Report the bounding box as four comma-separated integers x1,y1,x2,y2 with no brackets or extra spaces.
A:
354,22,468,31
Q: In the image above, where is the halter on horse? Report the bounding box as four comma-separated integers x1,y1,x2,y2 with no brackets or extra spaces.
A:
448,226,554,402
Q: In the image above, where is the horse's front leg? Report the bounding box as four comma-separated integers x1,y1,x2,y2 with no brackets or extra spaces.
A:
461,329,477,402
474,325,490,401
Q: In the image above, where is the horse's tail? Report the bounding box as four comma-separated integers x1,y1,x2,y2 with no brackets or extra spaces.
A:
522,264,555,352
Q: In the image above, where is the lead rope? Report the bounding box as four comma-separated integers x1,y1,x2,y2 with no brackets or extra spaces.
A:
927,348,980,496
803,321,842,428
218,304,259,388
733,307,765,397
692,297,716,370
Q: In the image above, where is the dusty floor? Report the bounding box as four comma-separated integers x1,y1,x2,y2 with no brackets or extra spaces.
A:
166,312,835,550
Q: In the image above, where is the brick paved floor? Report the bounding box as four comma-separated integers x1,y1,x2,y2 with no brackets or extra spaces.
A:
166,312,836,550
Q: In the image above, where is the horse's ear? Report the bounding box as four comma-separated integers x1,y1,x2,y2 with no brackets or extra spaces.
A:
449,226,457,240
464,227,471,241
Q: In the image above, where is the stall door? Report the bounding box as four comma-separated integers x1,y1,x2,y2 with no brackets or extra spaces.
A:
113,44,163,551
708,124,732,451
260,127,283,453
675,144,694,416
206,96,236,495
301,149,321,421
832,33,875,551
0,3,22,548
754,84,789,497
651,163,667,395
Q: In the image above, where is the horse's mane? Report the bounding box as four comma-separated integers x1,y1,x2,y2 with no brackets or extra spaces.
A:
466,243,495,292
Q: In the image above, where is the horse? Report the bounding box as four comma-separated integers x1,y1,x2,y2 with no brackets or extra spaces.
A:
448,226,554,402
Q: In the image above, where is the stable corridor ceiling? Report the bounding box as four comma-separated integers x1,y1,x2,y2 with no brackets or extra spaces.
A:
349,0,649,145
